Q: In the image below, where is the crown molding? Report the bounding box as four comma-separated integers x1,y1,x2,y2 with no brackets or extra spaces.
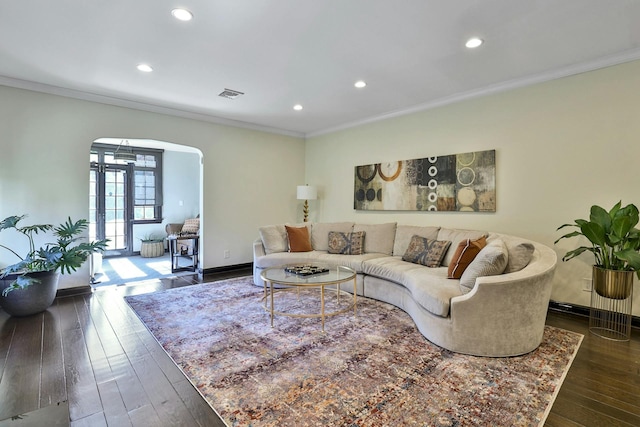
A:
4,47,640,141
306,48,640,138
0,76,305,139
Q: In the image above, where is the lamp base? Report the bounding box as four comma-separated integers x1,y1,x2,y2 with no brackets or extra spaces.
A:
303,200,309,222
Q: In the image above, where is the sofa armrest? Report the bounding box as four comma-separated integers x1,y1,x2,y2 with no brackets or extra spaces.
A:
448,244,557,356
253,238,266,259
165,223,183,235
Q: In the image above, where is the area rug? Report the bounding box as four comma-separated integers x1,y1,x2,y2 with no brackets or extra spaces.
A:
125,277,583,427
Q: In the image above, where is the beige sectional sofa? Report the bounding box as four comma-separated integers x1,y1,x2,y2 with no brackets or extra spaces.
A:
253,222,557,357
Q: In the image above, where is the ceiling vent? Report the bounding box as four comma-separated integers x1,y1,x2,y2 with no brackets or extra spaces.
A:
218,88,244,99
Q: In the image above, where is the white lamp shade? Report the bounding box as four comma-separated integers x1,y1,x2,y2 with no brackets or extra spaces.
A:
297,185,317,200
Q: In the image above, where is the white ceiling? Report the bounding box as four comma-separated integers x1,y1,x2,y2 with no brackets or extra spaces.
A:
2,1,640,137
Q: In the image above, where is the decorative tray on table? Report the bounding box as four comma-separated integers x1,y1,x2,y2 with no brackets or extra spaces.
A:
284,265,329,276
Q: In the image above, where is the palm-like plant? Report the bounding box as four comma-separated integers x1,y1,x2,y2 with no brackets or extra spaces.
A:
555,201,640,278
0,215,108,295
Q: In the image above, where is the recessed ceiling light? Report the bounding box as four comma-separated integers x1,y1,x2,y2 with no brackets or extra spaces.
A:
293,104,303,111
171,8,193,21
354,80,367,89
465,37,483,49
136,64,153,72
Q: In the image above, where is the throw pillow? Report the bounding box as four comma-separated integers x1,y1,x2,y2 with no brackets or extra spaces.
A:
258,225,288,254
393,225,440,256
181,218,200,235
459,239,509,294
503,239,535,273
436,228,488,267
447,236,488,279
285,225,313,252
328,231,365,255
311,222,354,251
402,235,451,268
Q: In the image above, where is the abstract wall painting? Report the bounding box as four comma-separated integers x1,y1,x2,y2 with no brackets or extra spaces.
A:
354,149,496,212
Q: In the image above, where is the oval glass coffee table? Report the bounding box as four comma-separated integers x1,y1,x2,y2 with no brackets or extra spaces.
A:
260,264,357,331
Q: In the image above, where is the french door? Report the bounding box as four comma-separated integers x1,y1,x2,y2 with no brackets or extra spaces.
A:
90,163,133,256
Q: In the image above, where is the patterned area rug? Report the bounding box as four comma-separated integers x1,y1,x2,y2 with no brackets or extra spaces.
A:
125,277,583,427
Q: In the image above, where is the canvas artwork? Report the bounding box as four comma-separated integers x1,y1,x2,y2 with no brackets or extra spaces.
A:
354,149,496,212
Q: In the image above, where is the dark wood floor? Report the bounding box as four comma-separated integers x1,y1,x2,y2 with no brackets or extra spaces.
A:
1,270,639,426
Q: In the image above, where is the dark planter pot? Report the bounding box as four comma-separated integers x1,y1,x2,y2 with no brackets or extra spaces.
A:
0,270,60,316
593,266,634,300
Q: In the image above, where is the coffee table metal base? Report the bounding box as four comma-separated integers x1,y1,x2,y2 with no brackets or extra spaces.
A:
262,279,357,332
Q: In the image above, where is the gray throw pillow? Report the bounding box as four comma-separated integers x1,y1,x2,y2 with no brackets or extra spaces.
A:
328,231,365,255
459,239,509,294
402,235,451,268
504,240,535,273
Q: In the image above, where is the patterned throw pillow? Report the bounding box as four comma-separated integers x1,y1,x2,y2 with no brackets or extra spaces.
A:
402,235,451,267
328,231,365,255
181,218,200,235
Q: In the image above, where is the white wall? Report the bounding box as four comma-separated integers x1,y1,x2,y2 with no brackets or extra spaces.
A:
0,85,305,289
162,150,201,223
306,59,640,315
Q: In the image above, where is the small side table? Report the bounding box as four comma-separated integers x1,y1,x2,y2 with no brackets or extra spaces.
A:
167,234,199,273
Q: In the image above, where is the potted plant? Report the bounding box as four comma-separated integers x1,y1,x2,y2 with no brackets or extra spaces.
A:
0,215,108,316
139,233,165,258
555,201,640,299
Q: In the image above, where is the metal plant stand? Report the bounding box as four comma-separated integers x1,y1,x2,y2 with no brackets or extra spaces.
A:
589,274,633,341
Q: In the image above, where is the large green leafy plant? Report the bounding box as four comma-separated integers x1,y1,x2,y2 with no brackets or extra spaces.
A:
555,201,640,278
0,215,108,295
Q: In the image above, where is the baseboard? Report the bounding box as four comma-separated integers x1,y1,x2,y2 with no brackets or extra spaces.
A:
549,300,640,329
56,285,93,298
202,262,253,275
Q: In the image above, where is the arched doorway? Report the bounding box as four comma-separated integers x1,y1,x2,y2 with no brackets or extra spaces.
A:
89,138,203,286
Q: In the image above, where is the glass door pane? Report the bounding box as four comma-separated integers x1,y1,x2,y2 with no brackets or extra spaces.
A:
89,168,98,242
104,169,127,251
90,162,132,256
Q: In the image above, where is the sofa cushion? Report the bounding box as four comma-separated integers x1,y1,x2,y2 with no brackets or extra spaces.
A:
363,257,462,317
393,225,440,256
402,236,451,267
258,224,288,254
285,225,312,252
403,268,463,317
459,239,509,294
328,231,365,255
311,222,354,251
437,228,488,267
353,223,397,255
447,236,488,279
317,252,388,273
254,251,325,269
362,256,426,285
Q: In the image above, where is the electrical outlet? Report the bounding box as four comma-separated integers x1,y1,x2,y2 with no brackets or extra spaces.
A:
582,277,592,292
224,250,230,259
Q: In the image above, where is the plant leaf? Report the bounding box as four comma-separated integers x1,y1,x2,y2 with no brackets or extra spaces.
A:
590,205,611,233
580,222,606,247
0,215,25,231
616,249,640,271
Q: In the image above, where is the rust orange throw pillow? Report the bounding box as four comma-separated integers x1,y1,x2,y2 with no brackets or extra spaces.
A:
285,225,313,252
447,236,487,279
